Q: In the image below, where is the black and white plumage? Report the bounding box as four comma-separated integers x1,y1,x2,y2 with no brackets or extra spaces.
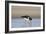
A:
21,15,32,26
21,15,32,21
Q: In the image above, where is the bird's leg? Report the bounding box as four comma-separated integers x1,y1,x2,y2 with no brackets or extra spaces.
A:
25,20,29,27
28,20,32,27
25,20,30,27
24,20,27,25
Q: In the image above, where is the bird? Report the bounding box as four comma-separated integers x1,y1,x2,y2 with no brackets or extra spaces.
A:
21,15,32,26
21,15,32,21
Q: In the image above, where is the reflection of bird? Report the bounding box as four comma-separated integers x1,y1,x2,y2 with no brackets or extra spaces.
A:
21,15,32,26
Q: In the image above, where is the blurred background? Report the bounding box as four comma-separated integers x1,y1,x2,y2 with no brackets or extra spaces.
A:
12,6,41,18
11,6,41,28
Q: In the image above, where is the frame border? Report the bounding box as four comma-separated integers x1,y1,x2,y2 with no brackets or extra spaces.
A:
5,1,45,33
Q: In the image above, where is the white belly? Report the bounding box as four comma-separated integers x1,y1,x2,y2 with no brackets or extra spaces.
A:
24,18,29,21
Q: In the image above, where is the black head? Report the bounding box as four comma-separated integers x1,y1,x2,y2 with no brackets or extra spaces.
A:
29,17,32,20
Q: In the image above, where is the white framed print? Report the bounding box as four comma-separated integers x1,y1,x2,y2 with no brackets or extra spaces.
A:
5,1,45,33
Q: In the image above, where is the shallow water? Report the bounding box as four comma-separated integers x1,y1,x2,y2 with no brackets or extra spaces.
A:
11,18,41,28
